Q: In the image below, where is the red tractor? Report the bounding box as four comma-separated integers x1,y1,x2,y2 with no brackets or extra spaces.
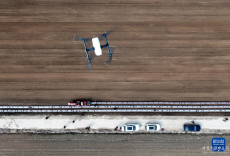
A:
68,101,91,106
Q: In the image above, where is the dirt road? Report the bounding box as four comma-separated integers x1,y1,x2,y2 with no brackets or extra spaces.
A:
1,0,230,105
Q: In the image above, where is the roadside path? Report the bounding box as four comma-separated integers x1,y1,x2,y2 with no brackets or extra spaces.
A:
0,115,230,133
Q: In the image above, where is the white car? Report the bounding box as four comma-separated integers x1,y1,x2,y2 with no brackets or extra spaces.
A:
121,124,140,132
145,124,161,131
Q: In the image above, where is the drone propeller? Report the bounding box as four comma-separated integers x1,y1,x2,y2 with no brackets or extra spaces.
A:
89,51,96,60
104,45,115,66
104,57,112,66
98,30,114,39
73,34,83,41
85,38,93,48
86,63,92,70
86,51,96,70
108,45,115,55
106,30,114,35
73,34,93,49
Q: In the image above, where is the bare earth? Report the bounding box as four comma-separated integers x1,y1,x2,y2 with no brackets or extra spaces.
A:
0,133,229,156
1,0,230,105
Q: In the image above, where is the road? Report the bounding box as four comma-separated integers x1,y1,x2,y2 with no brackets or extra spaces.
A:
0,133,229,156
0,115,230,134
1,0,230,105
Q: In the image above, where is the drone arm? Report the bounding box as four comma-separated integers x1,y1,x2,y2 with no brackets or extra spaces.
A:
103,34,112,58
101,45,107,48
82,39,91,63
85,51,91,63
88,47,95,51
83,39,88,51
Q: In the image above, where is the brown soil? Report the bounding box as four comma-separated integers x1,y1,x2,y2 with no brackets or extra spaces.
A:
1,0,230,105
